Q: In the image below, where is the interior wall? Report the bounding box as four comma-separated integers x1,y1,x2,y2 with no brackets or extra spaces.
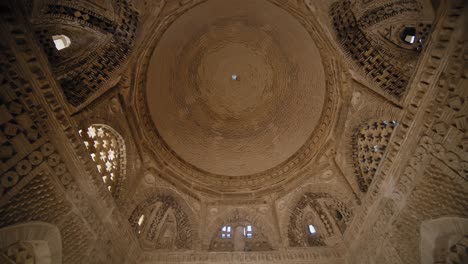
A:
0,0,466,264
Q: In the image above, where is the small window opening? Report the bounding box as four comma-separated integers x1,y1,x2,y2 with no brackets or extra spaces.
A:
401,27,416,44
308,224,317,235
138,215,145,226
78,124,125,194
52,35,71,50
221,225,231,239
244,225,253,239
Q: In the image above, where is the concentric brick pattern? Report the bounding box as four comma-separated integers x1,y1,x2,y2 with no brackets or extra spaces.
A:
146,0,326,176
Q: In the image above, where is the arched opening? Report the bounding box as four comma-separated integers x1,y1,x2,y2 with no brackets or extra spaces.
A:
244,224,253,239
288,192,352,247
78,124,126,195
210,222,271,252
308,224,317,235
137,214,145,234
129,194,193,250
401,27,417,44
221,225,232,238
52,35,71,50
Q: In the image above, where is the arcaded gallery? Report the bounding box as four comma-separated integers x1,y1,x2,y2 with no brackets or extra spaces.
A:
0,0,466,263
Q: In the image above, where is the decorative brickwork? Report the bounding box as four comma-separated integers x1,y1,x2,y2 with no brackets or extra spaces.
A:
330,0,433,98
0,0,465,263
353,120,398,192
78,124,126,196
129,194,193,250
32,0,139,106
288,193,352,247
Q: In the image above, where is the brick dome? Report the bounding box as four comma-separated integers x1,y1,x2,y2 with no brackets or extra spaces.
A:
146,0,326,176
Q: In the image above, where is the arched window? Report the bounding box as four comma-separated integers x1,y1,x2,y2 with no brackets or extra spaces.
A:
288,193,352,247
401,27,417,44
138,215,145,226
221,225,232,238
211,223,271,252
52,35,71,50
308,224,316,235
304,222,324,247
353,120,398,192
129,195,193,250
244,224,253,239
397,24,433,52
137,214,145,234
79,124,126,195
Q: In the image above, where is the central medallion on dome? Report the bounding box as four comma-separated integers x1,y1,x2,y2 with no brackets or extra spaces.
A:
145,0,326,176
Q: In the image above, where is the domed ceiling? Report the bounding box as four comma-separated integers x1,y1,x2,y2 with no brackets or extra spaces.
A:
135,0,340,195
145,0,327,177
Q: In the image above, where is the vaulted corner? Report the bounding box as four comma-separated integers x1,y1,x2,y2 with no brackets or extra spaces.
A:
29,0,139,108
128,191,197,251
287,192,352,247
0,0,466,264
330,0,435,98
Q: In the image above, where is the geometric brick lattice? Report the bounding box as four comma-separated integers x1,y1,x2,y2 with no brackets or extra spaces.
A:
353,120,398,192
330,0,430,98
288,193,353,247
79,124,126,195
33,0,139,106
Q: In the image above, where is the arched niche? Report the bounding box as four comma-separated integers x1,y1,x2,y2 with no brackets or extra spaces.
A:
330,0,436,98
420,217,468,264
76,99,141,205
337,101,400,196
208,209,274,252
28,0,138,106
278,183,356,246
78,124,127,197
0,222,62,264
287,192,353,247
353,119,399,192
128,188,198,251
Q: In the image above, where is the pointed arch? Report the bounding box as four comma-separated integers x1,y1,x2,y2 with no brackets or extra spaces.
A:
278,182,356,241
78,124,127,196
31,0,139,106
337,99,401,196
52,34,71,50
128,188,197,250
208,209,274,252
287,192,352,247
330,0,435,98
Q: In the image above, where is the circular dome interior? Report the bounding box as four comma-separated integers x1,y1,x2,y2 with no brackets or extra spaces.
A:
146,0,326,176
